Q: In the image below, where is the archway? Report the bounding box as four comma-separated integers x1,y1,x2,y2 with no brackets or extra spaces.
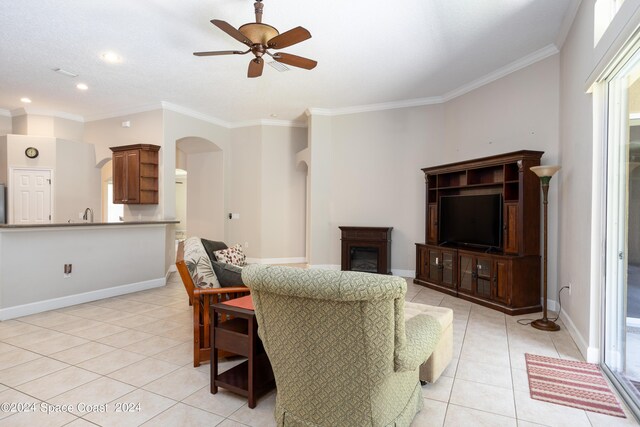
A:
175,136,224,241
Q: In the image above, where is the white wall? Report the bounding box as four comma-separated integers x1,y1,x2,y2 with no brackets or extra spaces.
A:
84,110,164,221
325,105,445,272
260,126,307,259
226,125,307,261
228,126,262,257
444,55,561,299
307,55,560,275
84,110,163,165
557,0,596,355
175,175,187,236
0,115,11,136
1,135,100,224
9,114,84,142
55,139,101,223
186,151,224,240
0,137,7,184
162,109,230,270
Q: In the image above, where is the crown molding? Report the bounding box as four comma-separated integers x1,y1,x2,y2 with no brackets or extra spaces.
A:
10,107,84,122
306,44,560,117
84,103,162,122
442,44,559,102
305,97,442,117
229,119,307,129
305,108,332,116
161,101,230,128
7,43,561,126
555,0,582,49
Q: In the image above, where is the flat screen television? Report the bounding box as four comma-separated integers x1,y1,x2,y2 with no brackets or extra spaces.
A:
438,194,503,249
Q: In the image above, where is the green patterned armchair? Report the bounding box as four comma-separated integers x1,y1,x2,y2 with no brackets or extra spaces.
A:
241,265,442,427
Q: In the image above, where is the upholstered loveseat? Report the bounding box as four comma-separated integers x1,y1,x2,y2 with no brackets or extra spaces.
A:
242,265,449,426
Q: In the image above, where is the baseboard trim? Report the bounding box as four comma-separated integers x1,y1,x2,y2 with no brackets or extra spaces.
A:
0,278,166,320
559,307,592,362
307,265,415,277
246,257,307,265
391,269,415,278
308,264,341,270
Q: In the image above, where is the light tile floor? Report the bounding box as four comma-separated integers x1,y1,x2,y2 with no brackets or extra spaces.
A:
0,274,638,426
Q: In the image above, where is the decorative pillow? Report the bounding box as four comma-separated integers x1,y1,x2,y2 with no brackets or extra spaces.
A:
201,238,228,262
183,237,220,288
211,261,244,287
214,244,247,266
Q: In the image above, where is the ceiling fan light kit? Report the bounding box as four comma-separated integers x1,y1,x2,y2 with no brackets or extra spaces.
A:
194,0,317,78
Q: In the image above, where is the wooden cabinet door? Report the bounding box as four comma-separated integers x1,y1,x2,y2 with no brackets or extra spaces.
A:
416,246,429,280
504,203,518,254
493,259,511,304
427,204,438,243
112,152,126,204
124,150,140,204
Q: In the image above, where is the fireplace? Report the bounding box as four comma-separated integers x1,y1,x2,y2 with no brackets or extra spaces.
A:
350,247,379,273
339,226,392,275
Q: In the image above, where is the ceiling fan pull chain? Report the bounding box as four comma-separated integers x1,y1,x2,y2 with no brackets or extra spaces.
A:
254,1,264,24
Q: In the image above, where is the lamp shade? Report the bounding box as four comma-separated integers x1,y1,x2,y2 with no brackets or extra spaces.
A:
530,165,561,178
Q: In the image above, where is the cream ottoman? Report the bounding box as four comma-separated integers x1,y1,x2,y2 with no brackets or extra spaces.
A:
404,302,453,383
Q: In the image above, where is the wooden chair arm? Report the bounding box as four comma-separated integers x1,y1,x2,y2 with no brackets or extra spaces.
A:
193,286,249,297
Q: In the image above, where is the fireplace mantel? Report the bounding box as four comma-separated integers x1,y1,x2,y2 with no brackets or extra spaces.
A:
339,226,392,275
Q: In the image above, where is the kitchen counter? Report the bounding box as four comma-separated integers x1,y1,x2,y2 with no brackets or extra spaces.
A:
0,220,179,229
0,220,177,320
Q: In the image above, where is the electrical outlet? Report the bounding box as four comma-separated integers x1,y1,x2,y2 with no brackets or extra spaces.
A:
568,282,572,295
244,241,249,248
63,263,72,278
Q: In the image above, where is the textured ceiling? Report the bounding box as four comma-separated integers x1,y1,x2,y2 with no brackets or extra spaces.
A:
0,0,576,123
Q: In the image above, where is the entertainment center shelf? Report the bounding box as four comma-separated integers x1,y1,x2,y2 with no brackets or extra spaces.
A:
415,150,544,315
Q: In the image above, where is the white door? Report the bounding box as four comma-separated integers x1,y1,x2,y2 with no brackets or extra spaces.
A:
12,169,52,224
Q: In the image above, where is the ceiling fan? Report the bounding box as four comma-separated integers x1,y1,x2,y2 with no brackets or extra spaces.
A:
194,0,317,78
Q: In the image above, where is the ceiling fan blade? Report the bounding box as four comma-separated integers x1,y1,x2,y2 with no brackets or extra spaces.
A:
267,26,311,49
211,19,252,47
274,52,317,70
193,50,246,56
248,58,264,78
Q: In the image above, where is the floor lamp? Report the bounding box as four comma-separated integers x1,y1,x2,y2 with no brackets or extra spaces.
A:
530,165,561,332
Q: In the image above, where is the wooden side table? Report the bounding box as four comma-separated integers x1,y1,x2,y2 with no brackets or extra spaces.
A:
210,295,275,408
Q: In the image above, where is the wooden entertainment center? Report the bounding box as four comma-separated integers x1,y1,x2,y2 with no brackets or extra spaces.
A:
414,150,543,315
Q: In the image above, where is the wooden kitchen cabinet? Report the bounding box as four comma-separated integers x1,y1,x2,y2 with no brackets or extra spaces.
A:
110,144,159,205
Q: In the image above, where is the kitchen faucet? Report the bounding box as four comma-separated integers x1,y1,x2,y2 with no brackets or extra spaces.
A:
82,207,94,223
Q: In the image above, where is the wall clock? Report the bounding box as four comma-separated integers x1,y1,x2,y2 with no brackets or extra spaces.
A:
25,147,39,159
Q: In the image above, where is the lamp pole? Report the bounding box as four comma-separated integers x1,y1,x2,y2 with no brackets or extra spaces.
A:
530,165,561,332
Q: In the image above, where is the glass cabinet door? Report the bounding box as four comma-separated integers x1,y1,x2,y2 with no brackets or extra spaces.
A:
458,255,473,293
442,251,455,287
476,258,492,298
428,250,441,282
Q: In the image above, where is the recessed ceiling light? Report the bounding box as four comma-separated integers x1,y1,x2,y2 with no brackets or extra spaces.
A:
101,51,121,63
20,97,32,103
270,113,278,118
76,83,89,90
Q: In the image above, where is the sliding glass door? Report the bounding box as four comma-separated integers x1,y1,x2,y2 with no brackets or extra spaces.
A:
603,43,640,418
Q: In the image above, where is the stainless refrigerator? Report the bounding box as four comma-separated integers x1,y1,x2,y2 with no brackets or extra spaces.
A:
0,184,5,224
